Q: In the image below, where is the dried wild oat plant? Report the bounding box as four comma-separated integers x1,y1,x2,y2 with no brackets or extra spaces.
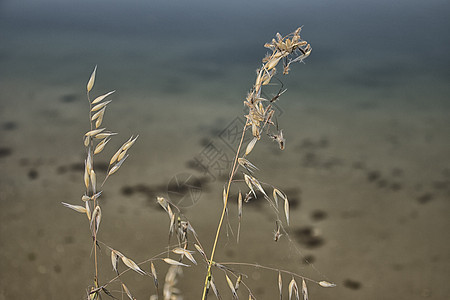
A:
63,27,335,300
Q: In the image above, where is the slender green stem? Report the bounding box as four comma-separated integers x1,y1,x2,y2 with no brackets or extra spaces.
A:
201,121,249,300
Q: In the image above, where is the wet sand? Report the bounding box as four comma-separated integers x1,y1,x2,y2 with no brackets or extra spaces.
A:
0,72,449,299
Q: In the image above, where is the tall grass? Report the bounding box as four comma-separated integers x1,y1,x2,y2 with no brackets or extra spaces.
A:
62,27,335,300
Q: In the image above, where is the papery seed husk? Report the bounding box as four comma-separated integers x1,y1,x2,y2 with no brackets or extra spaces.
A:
173,248,197,265
90,170,96,193
265,56,281,70
91,100,112,112
95,132,117,139
151,262,158,288
82,195,90,202
302,279,308,300
84,136,90,147
118,149,128,162
121,256,146,275
289,277,297,300
194,243,207,260
235,274,242,291
91,107,105,121
85,128,105,137
225,274,237,298
111,250,119,273
278,272,282,298
110,145,124,165
122,135,139,150
61,202,86,213
108,154,128,176
87,65,97,92
94,138,110,155
318,281,336,288
245,137,258,156
122,283,133,300
92,90,115,105
84,161,90,189
162,258,190,267
284,197,290,225
238,192,242,218
85,201,91,221
157,196,169,213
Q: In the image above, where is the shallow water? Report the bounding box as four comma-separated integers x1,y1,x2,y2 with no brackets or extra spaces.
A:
1,0,449,299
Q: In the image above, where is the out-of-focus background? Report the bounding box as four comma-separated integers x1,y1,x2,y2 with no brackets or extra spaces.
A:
1,0,449,299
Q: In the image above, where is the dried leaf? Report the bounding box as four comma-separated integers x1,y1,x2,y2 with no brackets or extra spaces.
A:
162,258,190,267
87,65,97,92
61,202,86,213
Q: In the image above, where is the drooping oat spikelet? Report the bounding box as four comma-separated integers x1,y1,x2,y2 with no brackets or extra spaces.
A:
162,258,190,267
121,256,146,275
172,248,197,265
278,272,282,300
85,128,105,137
151,262,158,289
110,249,119,274
92,90,115,104
122,283,134,300
85,201,91,221
318,281,336,288
94,137,110,155
284,196,290,225
107,154,129,176
91,100,112,112
87,65,97,92
225,274,238,299
288,277,299,300
210,277,222,300
245,137,258,156
302,279,308,300
61,202,87,213
90,205,101,235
